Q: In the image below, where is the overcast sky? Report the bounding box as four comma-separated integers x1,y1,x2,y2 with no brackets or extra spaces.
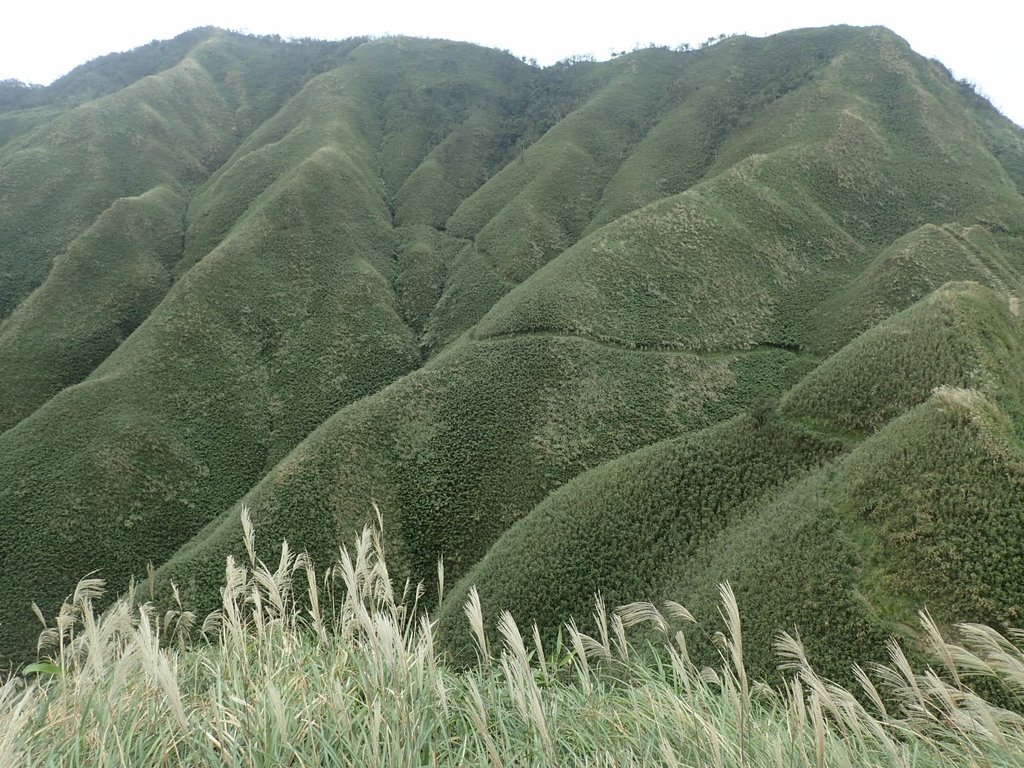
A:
2,1,1021,127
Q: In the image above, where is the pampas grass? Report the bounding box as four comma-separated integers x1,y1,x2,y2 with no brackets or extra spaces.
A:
3,508,1024,766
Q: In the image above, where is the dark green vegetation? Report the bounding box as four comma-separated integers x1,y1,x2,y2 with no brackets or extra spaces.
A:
1,26,1023,684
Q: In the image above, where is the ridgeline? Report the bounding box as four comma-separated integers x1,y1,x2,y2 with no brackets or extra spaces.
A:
1,25,1023,682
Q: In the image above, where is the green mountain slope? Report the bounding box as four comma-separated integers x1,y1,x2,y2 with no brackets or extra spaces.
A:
439,283,1024,682
152,337,813,614
2,26,1024,670
0,31,369,428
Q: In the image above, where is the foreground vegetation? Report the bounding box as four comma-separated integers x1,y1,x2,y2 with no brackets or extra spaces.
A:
3,514,1024,767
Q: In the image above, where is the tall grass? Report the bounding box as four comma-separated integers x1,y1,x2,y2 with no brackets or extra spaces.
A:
3,509,1024,766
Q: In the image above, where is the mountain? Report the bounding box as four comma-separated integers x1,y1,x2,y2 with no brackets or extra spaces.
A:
1,26,1023,677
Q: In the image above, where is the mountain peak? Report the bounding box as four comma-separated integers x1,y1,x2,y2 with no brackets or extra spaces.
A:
1,25,1022,672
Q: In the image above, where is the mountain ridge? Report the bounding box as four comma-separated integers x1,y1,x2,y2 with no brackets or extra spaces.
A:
1,25,1023,673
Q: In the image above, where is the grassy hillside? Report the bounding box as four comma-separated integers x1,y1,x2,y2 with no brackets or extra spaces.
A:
2,25,1024,675
0,187,185,426
0,31,371,429
438,283,1024,684
152,336,812,617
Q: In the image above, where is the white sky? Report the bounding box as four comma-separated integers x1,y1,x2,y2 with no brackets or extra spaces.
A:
1,1,1022,127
